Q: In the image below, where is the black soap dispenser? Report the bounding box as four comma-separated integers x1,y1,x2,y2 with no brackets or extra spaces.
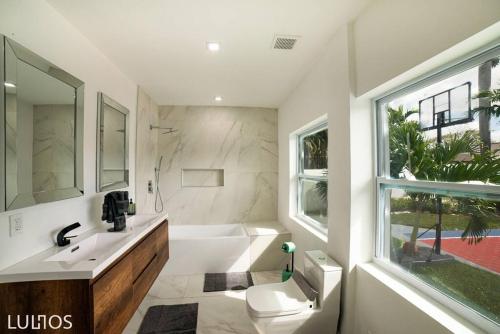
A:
127,198,136,216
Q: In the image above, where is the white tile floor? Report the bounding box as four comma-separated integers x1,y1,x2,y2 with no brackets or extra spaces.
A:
123,271,282,334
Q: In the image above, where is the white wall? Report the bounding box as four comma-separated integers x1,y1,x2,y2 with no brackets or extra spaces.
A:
0,0,137,270
355,266,453,334
353,0,500,96
278,0,500,333
278,23,354,332
278,32,336,268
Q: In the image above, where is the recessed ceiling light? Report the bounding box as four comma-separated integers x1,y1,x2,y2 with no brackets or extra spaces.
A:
214,96,223,102
207,42,220,52
4,82,16,88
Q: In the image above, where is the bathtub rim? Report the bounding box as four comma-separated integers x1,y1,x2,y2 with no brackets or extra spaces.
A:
168,223,249,240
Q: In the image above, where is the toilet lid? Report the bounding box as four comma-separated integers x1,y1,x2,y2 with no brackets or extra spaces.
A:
246,279,312,318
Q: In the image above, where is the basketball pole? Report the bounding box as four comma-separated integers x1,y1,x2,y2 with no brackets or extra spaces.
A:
435,112,445,256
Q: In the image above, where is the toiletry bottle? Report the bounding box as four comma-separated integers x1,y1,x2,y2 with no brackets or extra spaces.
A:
128,198,136,216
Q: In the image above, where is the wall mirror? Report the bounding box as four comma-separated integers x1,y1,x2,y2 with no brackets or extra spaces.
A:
96,92,129,192
1,35,84,212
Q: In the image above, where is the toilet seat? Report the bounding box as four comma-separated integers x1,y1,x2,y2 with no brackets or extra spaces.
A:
246,279,313,318
246,252,342,334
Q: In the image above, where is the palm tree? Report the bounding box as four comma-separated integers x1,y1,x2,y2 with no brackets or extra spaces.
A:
474,89,500,116
303,129,328,206
388,106,500,255
304,129,327,170
477,58,499,151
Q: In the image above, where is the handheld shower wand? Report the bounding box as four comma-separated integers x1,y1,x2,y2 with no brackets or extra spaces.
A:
155,156,164,213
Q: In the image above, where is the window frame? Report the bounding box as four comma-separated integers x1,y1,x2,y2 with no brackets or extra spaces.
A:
374,44,500,333
296,122,328,234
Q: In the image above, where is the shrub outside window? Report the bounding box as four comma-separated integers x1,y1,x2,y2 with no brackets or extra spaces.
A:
375,46,500,331
297,123,328,232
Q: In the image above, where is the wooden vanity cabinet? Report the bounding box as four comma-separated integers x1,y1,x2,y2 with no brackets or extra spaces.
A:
0,220,169,334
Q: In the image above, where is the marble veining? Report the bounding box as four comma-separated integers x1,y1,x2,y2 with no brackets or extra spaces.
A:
135,88,159,214
32,104,75,192
155,105,278,225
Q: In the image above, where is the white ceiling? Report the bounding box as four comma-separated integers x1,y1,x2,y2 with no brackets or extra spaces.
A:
47,0,371,108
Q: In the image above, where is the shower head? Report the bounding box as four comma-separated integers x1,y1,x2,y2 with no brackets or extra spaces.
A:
150,124,177,134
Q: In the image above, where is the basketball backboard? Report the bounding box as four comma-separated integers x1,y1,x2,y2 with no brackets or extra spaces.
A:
418,82,472,130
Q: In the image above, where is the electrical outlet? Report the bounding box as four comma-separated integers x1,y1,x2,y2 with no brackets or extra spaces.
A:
9,213,23,237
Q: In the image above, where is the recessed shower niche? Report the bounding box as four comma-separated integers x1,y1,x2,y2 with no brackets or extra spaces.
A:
181,168,224,187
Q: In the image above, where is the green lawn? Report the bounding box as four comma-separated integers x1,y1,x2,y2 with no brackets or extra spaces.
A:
412,260,500,324
390,212,500,230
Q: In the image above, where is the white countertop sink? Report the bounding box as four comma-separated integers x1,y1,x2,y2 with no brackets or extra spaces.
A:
44,232,130,264
0,213,169,283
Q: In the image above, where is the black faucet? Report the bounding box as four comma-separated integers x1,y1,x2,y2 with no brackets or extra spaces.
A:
57,222,81,247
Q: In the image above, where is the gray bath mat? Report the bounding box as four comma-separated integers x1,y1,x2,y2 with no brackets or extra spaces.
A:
138,303,198,334
203,272,254,292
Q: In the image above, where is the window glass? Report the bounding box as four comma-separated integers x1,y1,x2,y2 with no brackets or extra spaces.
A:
297,125,328,230
385,56,500,184
384,185,500,324
299,178,327,226
301,129,328,174
377,50,500,330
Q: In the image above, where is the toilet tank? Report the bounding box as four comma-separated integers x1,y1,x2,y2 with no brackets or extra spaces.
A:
304,250,342,308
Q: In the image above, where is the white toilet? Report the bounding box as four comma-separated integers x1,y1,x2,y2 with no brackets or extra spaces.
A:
246,250,342,334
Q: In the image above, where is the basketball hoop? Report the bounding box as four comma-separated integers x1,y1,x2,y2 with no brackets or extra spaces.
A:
417,82,474,256
418,82,473,131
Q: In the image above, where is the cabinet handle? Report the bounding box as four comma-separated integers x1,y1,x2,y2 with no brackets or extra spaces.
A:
133,253,158,285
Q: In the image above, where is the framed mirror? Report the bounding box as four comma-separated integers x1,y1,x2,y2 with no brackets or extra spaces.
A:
1,35,84,212
96,93,129,192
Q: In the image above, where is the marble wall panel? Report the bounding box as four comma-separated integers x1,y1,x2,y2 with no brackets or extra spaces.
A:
32,104,75,192
155,106,278,225
135,88,159,213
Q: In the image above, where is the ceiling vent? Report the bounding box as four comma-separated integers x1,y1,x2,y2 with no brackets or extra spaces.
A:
272,35,299,50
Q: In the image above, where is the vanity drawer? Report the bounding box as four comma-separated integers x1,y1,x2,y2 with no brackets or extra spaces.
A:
132,229,158,282
131,221,169,309
156,220,169,263
132,253,159,310
92,256,134,334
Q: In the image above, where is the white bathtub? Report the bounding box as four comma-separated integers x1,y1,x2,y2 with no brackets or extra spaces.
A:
161,224,250,275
